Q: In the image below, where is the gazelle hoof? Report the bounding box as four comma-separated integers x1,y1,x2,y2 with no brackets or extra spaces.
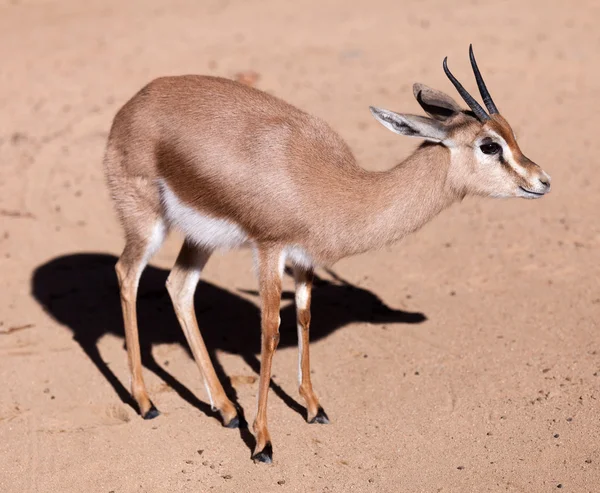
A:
309,406,330,424
252,442,273,464
142,403,160,420
224,415,240,429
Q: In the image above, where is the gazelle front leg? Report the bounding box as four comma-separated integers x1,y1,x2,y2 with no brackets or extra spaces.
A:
293,267,329,424
252,247,283,464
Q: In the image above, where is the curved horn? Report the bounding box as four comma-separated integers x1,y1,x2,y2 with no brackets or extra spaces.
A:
469,44,498,114
443,57,489,122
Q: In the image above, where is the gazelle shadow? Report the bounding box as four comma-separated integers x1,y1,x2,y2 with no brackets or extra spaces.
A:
31,253,426,450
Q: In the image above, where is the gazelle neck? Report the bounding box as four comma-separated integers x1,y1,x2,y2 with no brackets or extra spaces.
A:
333,142,460,259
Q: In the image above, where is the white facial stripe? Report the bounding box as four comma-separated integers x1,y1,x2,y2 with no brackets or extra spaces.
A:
487,130,528,178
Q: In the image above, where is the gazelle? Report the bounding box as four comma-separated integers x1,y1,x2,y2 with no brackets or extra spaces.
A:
103,45,550,463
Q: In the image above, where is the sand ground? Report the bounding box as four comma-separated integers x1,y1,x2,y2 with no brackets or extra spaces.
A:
0,0,599,491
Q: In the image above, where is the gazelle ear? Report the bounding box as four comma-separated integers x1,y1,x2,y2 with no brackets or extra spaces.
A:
369,106,448,142
413,83,462,121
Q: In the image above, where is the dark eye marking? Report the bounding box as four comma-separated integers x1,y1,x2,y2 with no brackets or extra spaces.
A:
480,142,501,155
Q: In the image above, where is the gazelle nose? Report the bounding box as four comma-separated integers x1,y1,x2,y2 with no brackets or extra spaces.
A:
538,173,551,190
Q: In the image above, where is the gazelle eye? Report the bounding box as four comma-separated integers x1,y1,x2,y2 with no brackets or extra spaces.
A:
480,143,501,155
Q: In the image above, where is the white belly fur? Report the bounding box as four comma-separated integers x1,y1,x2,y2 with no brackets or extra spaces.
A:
159,180,249,250
158,180,315,269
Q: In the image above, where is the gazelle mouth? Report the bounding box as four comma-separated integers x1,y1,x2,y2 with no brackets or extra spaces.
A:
519,186,545,197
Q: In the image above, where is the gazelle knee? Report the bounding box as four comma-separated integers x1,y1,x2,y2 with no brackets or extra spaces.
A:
166,269,200,311
115,261,138,302
165,275,181,304
298,309,311,329
165,278,187,312
265,332,280,353
115,259,128,285
263,314,281,352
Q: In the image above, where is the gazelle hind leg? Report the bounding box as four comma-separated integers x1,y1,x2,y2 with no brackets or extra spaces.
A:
165,240,239,428
252,246,283,464
293,266,329,424
115,220,166,419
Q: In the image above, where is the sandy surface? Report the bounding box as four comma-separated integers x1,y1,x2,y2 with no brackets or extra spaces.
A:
1,0,599,491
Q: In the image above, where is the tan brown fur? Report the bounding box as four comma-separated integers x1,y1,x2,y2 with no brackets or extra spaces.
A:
103,70,550,463
107,77,472,265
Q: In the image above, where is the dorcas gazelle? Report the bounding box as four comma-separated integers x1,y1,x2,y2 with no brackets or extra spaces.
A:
103,45,550,463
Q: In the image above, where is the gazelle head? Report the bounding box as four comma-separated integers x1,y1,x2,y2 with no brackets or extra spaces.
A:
370,45,551,200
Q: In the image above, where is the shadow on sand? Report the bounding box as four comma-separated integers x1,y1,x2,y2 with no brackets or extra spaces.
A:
31,253,426,451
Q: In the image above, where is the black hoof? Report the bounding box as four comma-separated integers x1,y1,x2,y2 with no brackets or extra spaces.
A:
142,403,160,420
252,442,273,464
224,415,240,429
309,406,330,424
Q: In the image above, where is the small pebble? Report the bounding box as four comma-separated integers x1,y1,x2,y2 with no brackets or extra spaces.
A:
197,449,204,455
554,434,559,438
222,474,232,480
277,480,286,485
457,466,464,470
557,484,562,489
